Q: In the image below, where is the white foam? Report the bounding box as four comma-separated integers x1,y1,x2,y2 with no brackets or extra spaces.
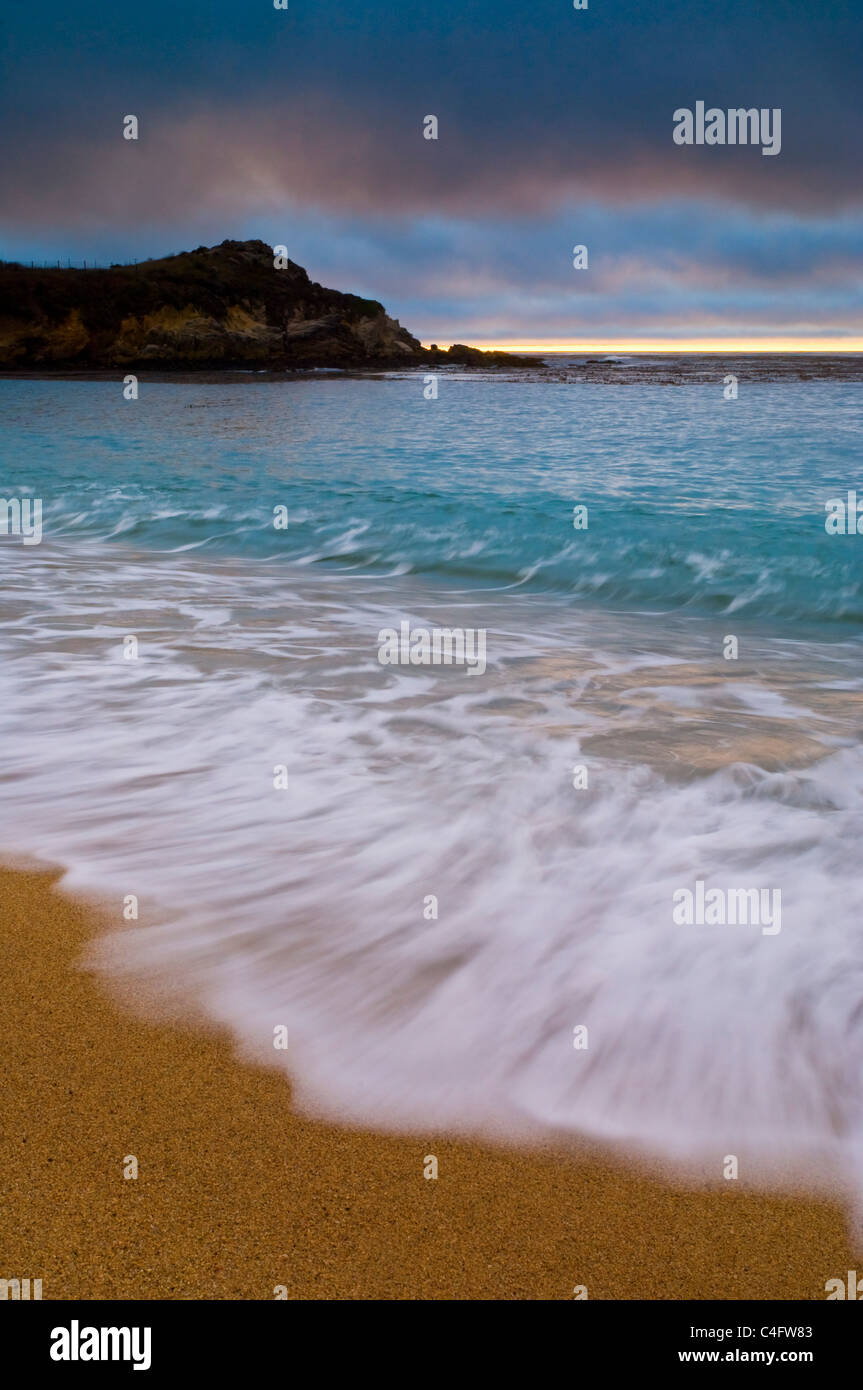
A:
2,542,863,1222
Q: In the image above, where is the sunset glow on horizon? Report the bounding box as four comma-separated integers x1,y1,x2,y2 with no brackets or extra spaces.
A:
430,338,863,355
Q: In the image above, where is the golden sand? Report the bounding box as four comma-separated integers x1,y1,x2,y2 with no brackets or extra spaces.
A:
0,865,853,1300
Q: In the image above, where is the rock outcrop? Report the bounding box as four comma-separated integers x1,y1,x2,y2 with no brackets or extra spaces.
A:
0,240,539,371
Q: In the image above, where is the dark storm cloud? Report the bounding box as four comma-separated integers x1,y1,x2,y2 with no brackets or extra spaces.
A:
2,0,862,227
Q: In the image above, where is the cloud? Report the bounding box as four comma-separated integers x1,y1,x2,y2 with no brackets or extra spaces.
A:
3,0,862,340
2,91,863,243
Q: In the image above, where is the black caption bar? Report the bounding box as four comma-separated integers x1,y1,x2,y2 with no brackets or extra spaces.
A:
1,1298,856,1374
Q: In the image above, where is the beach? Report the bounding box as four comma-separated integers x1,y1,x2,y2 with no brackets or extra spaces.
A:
3,374,863,1302
0,862,853,1301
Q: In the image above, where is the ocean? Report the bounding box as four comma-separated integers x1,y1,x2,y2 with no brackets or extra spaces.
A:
2,372,863,1209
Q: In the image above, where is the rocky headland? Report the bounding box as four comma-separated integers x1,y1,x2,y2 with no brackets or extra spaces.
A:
0,239,539,372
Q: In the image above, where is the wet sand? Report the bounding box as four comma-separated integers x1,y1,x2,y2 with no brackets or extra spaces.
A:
0,864,853,1300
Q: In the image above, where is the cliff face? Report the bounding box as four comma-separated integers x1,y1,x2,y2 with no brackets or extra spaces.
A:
0,240,537,371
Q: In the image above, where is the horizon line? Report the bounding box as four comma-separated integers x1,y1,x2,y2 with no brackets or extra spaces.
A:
429,338,863,355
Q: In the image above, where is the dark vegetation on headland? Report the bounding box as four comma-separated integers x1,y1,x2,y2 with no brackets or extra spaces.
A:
0,239,540,372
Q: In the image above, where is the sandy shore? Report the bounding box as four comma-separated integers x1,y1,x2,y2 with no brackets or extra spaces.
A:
0,863,853,1300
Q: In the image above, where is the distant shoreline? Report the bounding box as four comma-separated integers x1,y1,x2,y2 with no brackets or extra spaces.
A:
5,353,863,384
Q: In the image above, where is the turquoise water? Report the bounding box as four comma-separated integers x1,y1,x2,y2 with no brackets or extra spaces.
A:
2,376,863,1214
3,377,862,629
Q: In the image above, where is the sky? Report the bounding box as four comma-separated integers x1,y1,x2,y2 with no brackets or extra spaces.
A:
2,0,862,349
